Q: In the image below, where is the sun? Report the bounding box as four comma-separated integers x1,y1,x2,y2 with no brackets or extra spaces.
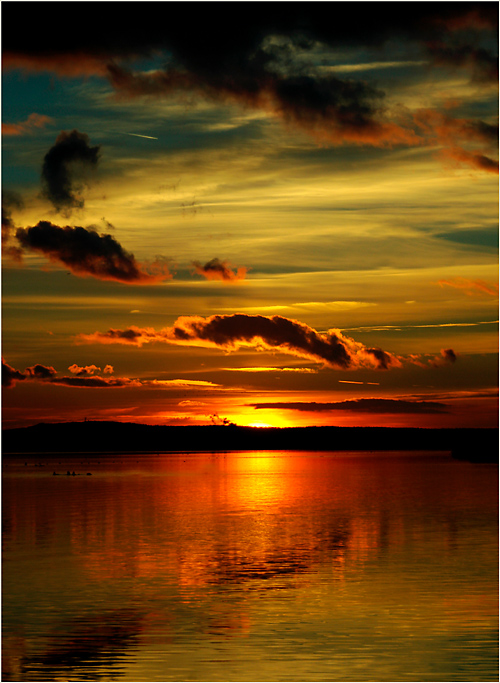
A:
231,408,294,429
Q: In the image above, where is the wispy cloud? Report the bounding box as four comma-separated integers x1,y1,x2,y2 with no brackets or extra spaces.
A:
438,277,499,296
222,366,317,374
126,132,158,140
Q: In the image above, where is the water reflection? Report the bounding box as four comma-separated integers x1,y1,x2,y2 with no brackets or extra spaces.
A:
3,451,498,681
5,609,144,681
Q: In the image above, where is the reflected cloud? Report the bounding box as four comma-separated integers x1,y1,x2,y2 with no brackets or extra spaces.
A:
4,609,144,682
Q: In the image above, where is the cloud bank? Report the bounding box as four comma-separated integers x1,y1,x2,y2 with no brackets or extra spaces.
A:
2,359,220,391
4,4,497,168
250,398,450,414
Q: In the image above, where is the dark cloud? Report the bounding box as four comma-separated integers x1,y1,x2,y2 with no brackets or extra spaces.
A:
106,54,417,148
250,398,450,414
2,358,141,389
192,258,248,282
3,360,57,387
5,4,496,151
439,348,457,365
76,313,402,370
25,363,58,380
77,315,459,374
427,42,499,84
4,3,496,72
41,130,100,213
2,359,27,387
50,376,140,388
15,221,172,284
2,359,220,391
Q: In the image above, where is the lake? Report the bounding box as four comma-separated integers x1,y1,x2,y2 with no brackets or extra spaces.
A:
2,450,498,681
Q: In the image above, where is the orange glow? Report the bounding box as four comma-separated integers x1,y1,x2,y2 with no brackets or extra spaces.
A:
228,407,295,429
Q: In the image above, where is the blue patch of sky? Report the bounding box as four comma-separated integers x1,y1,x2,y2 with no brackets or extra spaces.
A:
436,227,499,251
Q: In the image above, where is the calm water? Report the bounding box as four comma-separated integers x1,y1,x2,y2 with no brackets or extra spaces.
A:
2,450,498,682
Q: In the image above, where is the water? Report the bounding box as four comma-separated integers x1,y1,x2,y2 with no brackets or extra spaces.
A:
2,451,498,681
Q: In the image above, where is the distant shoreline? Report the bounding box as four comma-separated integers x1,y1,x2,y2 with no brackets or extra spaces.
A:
2,422,498,463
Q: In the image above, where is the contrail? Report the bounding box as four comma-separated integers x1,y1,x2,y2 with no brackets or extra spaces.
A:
126,133,158,140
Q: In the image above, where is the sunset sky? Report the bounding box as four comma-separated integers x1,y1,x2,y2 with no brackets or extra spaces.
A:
2,1,498,429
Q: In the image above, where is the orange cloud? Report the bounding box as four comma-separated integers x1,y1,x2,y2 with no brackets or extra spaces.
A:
414,109,498,174
404,348,458,369
3,52,109,77
68,364,102,376
2,113,53,136
192,258,248,282
440,147,499,174
76,313,402,371
438,277,499,296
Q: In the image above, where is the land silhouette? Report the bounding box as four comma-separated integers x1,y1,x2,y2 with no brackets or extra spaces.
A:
2,421,498,462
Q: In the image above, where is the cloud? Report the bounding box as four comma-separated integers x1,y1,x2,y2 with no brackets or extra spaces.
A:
41,130,101,213
15,221,172,284
25,363,58,379
50,375,141,388
405,348,458,369
3,359,221,391
2,191,24,260
76,314,460,373
2,360,58,387
413,110,499,174
440,348,457,364
2,358,141,389
250,398,450,414
3,112,54,137
2,52,110,77
3,5,497,157
222,366,317,373
68,364,102,376
440,147,499,174
141,379,220,388
192,258,248,282
2,359,27,387
75,313,402,370
106,59,418,148
427,42,498,84
438,277,499,296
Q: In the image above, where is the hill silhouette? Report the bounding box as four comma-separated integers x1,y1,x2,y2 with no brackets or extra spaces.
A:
2,422,498,462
